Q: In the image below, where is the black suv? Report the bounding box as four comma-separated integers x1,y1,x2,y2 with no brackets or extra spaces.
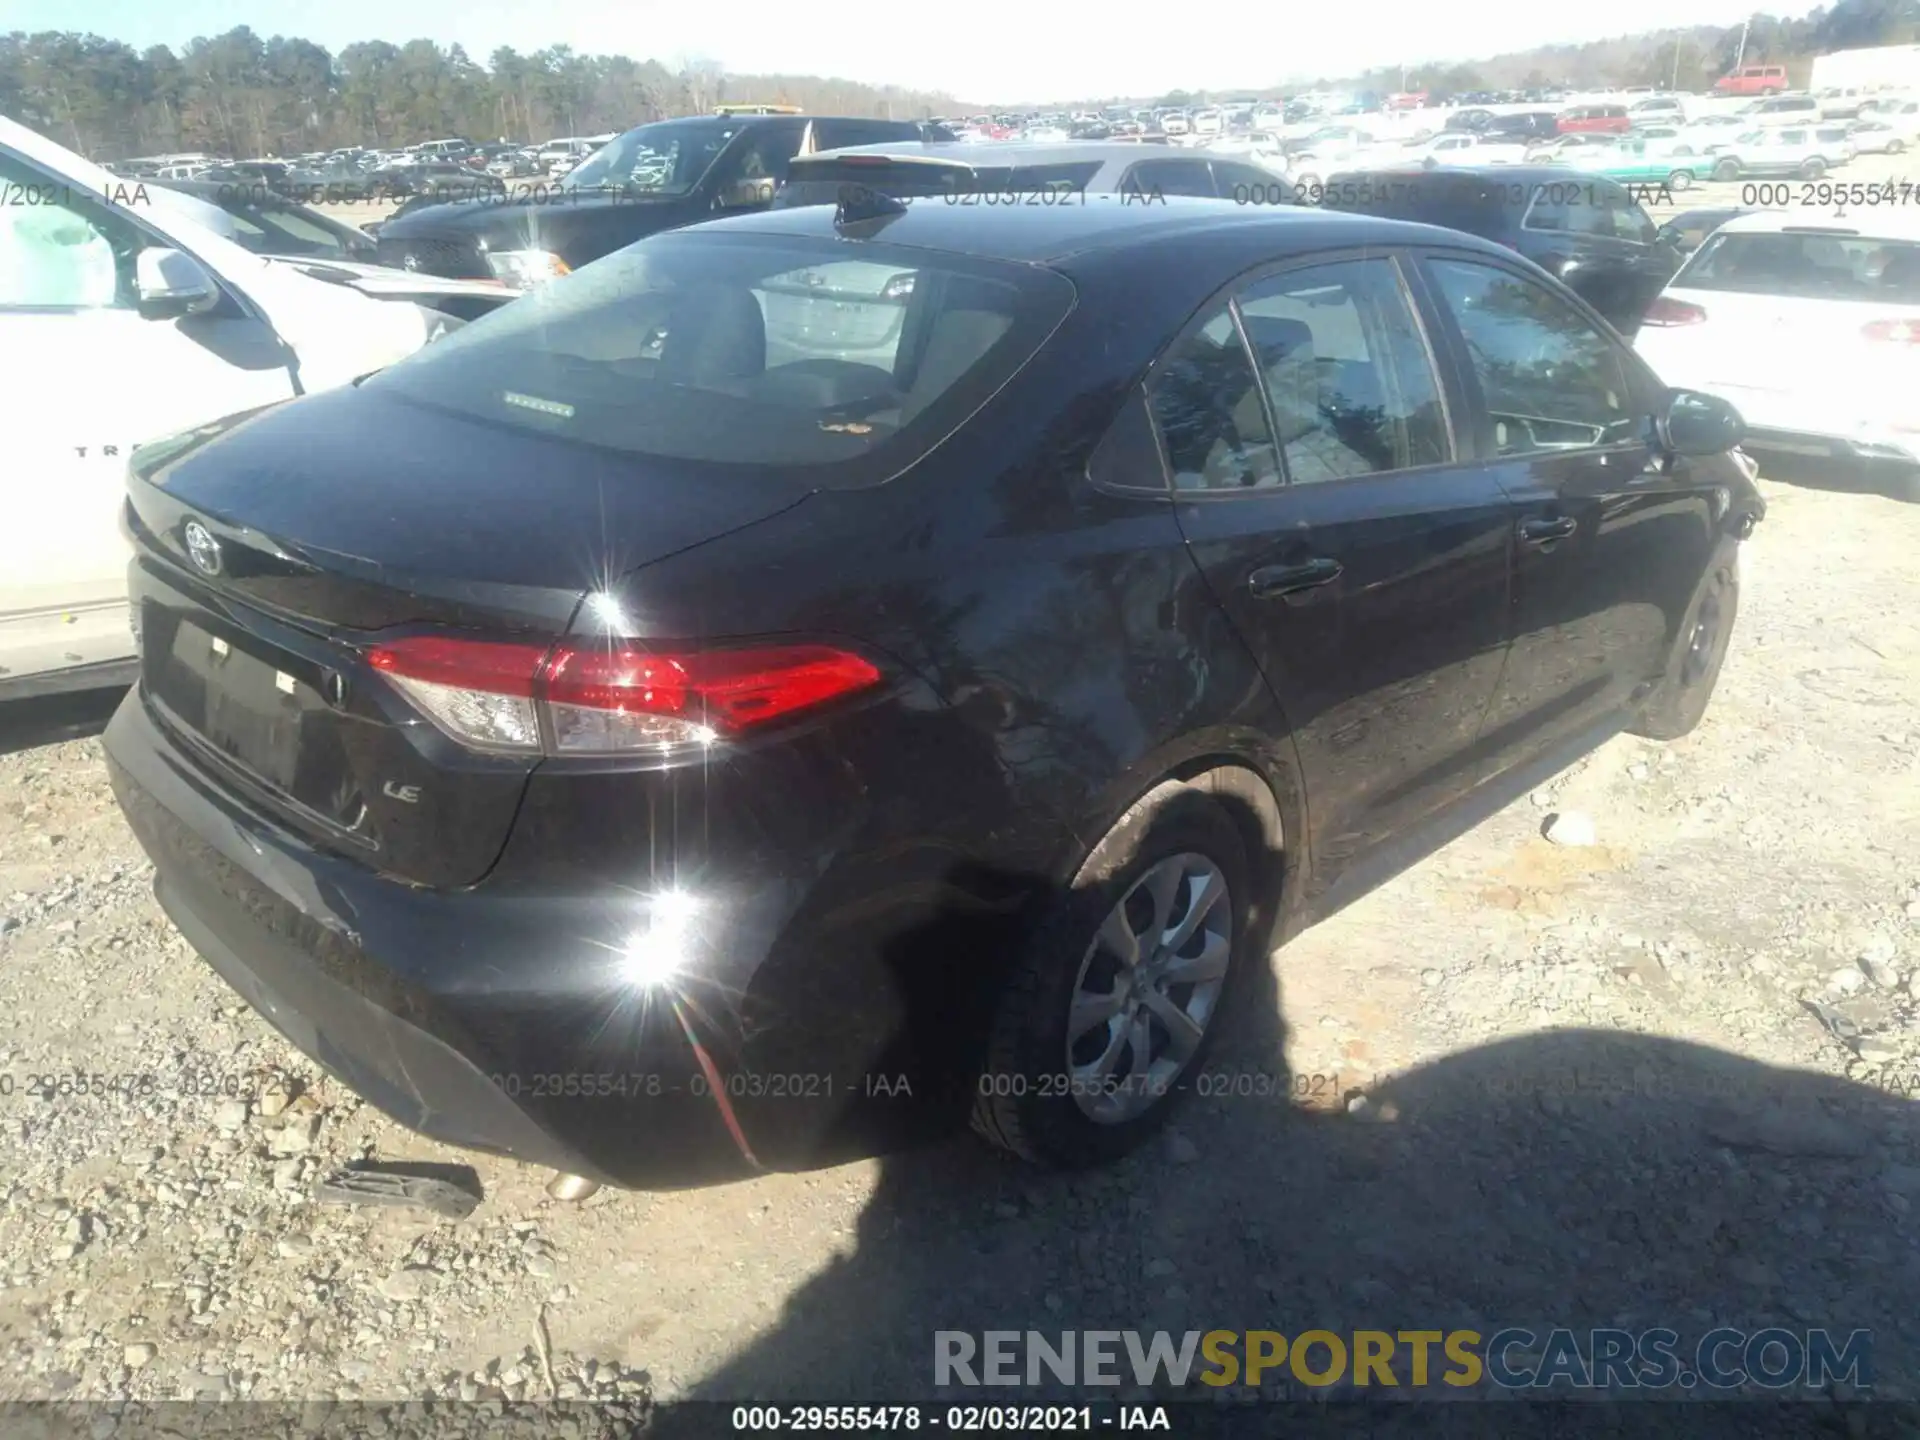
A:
374,114,927,286
1318,165,1687,333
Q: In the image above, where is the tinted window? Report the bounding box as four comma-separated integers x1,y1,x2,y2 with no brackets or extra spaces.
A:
1425,258,1638,456
1123,159,1216,198
1235,258,1449,482
1146,305,1281,490
562,120,757,194
1676,231,1920,303
362,233,1074,483
811,121,921,149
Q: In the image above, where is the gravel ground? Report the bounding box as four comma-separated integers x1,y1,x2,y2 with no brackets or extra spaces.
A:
4,413,1920,1416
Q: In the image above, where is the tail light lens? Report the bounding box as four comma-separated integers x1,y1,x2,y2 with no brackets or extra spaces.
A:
1642,296,1708,326
1862,319,1920,344
366,635,882,755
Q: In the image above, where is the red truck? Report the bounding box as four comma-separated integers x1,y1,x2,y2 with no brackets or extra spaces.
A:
1715,64,1789,96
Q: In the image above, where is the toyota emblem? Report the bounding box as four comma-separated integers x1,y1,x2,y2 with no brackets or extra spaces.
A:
182,520,223,577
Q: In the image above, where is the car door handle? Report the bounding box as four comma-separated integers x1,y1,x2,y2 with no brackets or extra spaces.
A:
1248,557,1344,600
1519,516,1578,548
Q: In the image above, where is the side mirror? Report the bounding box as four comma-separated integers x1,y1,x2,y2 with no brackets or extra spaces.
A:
1657,224,1694,252
1654,388,1744,457
135,247,220,321
361,221,385,238
717,176,777,209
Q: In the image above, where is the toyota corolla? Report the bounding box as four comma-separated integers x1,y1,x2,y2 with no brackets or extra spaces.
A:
104,193,1761,1189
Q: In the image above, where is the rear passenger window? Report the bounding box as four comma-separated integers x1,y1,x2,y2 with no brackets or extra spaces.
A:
1425,258,1638,456
1146,305,1281,490
1234,258,1449,482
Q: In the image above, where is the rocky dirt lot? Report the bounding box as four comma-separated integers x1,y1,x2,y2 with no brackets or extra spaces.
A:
0,466,1917,1425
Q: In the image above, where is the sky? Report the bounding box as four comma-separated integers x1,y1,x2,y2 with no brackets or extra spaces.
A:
13,0,1788,102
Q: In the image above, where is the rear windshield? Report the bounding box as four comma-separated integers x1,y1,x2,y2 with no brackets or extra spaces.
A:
776,159,1104,208
1675,230,1920,303
360,231,1076,484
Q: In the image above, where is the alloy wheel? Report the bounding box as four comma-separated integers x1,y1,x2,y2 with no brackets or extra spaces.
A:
1065,853,1233,1124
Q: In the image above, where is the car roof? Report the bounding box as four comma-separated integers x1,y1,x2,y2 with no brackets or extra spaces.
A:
1711,208,1920,240
798,140,1228,167
689,193,1508,267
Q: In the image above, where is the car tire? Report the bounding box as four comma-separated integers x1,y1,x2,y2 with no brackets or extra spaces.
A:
1630,537,1740,742
1889,139,1907,154
971,782,1254,1168
1713,158,1741,182
1667,169,1694,190
1799,159,1828,179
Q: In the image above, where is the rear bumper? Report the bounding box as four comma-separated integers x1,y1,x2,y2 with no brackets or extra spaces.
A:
104,689,757,1189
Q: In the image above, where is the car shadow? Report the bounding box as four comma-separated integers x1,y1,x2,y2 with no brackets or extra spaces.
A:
0,686,125,757
1754,452,1916,501
656,849,1916,1429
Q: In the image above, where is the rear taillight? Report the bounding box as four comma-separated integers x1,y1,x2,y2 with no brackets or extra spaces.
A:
1642,296,1708,326
1862,319,1920,344
365,635,882,755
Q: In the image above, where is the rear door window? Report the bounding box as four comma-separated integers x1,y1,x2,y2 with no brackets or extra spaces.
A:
1146,305,1282,490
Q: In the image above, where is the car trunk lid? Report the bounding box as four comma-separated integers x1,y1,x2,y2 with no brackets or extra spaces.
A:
124,387,811,887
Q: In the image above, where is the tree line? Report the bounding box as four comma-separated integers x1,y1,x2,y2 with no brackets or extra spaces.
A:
0,28,964,161
1029,0,1919,108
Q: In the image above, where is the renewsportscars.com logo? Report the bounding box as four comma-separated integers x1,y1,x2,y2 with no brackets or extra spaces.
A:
934,1328,1873,1392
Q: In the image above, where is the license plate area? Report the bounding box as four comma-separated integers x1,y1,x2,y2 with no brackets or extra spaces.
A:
163,617,310,793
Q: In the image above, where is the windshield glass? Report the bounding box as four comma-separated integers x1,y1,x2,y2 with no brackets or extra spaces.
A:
1677,231,1920,302
562,120,740,194
360,231,1076,482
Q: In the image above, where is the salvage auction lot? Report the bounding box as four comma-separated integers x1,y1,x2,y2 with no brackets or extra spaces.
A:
310,147,1920,230
2,197,1919,1414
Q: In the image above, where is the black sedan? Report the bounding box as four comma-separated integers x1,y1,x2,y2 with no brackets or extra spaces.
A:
104,195,1761,1190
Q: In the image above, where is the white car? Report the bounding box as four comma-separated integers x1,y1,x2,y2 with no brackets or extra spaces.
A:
0,114,459,700
1634,210,1920,498
1704,127,1845,179
1849,101,1920,153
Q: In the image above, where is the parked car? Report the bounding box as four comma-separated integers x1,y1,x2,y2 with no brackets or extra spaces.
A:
0,114,461,703
1553,137,1718,189
1444,107,1498,133
1706,127,1843,180
1742,94,1821,125
374,114,927,289
1557,104,1632,135
1848,110,1920,154
1629,96,1689,122
1715,64,1790,96
102,193,1760,1189
1635,210,1920,498
1485,111,1564,143
1320,165,1687,332
775,141,1294,208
